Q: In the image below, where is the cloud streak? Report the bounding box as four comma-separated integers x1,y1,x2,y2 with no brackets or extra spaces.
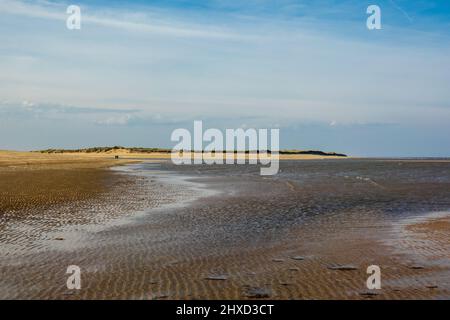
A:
0,0,245,39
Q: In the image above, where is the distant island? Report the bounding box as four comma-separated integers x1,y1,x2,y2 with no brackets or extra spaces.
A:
38,146,347,157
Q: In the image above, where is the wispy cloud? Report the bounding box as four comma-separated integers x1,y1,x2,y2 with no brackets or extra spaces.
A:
389,0,413,22
0,100,140,119
0,0,245,39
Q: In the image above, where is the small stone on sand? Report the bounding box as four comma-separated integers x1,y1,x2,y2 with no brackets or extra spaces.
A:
205,275,228,281
327,264,358,271
280,282,293,286
290,256,305,261
409,265,425,270
243,287,271,298
359,291,379,297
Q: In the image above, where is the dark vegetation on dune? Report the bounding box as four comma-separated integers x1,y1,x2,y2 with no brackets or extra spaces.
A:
38,146,347,157
39,146,171,154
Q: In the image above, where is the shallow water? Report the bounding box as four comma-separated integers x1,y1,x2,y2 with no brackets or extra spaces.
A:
158,159,450,221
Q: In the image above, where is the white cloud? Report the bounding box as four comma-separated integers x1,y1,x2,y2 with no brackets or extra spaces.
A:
95,114,132,126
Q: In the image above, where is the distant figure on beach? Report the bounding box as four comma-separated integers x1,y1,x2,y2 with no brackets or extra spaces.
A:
115,155,119,159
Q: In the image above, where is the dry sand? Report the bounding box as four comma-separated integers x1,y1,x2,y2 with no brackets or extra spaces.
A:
0,150,140,216
0,150,139,168
0,151,449,299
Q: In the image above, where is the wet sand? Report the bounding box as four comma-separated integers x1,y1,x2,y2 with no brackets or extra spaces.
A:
0,157,449,299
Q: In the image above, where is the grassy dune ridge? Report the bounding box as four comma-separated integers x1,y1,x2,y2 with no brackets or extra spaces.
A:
37,146,347,157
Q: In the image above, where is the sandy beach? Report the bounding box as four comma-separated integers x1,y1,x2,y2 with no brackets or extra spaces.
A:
0,152,449,299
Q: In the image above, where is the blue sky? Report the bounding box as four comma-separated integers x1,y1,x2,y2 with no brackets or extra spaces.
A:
1,0,450,156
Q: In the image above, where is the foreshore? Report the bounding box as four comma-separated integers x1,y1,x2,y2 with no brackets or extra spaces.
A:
0,152,449,299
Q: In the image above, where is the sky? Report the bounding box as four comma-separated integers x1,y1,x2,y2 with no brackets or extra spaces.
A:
0,0,450,156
